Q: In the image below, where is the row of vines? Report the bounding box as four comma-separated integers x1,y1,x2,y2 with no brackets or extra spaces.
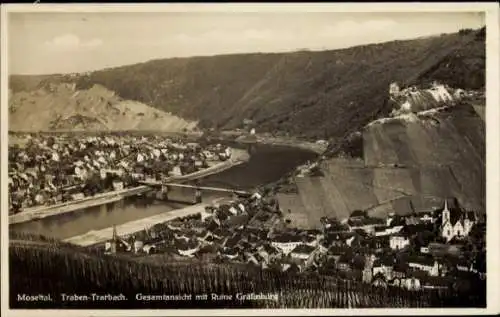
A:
9,241,485,309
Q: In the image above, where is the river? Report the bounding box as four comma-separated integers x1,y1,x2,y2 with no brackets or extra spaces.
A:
10,144,317,240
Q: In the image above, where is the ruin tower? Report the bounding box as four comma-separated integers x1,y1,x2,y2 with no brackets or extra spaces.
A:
389,82,400,96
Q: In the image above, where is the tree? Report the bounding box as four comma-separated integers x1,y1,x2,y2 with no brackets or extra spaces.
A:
414,230,436,249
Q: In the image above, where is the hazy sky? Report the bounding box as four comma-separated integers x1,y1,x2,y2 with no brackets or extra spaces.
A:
9,11,485,75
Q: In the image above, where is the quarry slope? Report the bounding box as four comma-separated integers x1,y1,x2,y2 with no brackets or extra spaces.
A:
279,84,485,229
9,28,484,138
8,83,197,132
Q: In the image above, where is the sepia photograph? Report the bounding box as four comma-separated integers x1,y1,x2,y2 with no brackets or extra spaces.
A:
1,3,498,315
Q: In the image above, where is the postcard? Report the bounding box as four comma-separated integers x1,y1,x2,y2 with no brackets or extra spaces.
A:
1,2,499,316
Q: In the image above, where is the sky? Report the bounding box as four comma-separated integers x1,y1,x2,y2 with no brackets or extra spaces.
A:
8,11,485,75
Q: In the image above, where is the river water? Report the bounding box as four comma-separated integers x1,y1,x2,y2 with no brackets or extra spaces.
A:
10,144,317,239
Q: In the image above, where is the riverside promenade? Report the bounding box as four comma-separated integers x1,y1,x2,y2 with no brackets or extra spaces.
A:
63,202,211,246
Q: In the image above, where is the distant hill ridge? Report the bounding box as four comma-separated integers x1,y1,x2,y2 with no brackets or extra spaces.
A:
9,27,485,138
9,82,198,132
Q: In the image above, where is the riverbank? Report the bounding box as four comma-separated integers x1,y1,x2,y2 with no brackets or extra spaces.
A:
63,202,210,246
234,134,327,155
161,147,250,183
9,186,151,225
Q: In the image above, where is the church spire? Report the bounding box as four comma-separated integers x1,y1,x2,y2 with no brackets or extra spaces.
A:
112,224,117,242
444,198,449,212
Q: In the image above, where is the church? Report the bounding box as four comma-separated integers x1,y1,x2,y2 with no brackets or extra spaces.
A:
435,198,476,242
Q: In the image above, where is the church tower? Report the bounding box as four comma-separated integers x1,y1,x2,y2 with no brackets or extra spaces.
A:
442,199,450,225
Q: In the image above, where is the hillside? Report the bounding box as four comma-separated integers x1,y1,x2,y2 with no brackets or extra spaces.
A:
9,82,197,132
9,28,485,138
278,82,485,227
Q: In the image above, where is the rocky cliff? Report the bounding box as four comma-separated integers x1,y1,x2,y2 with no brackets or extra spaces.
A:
279,83,485,228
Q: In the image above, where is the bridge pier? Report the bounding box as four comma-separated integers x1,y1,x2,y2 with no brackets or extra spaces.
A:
195,188,202,204
161,184,169,200
247,143,256,154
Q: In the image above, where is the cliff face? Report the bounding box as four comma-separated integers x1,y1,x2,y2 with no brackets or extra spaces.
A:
9,28,485,139
279,83,485,228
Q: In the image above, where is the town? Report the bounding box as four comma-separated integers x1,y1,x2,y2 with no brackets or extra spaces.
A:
8,133,235,214
103,184,486,293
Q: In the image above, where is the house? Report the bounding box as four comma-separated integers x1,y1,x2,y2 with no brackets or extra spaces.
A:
392,276,421,291
392,261,410,280
456,258,473,273
322,220,350,233
436,198,476,242
142,244,156,254
257,244,280,263
223,233,243,249
362,253,377,283
400,222,435,237
290,244,317,261
318,238,332,254
347,217,385,235
419,212,435,223
220,247,240,260
271,233,306,255
407,255,440,277
303,233,322,248
404,214,421,226
364,235,390,252
112,181,124,191
71,192,85,200
372,273,388,288
174,232,190,242
281,262,301,274
372,256,395,280
195,230,213,244
133,240,144,253
374,225,404,237
345,233,359,247
471,252,486,279
169,166,182,177
176,239,200,257
389,234,411,250
420,246,430,254
245,252,267,268
385,212,396,226
420,276,450,290
336,253,353,272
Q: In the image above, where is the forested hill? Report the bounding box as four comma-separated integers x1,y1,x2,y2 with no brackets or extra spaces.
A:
9,27,485,139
